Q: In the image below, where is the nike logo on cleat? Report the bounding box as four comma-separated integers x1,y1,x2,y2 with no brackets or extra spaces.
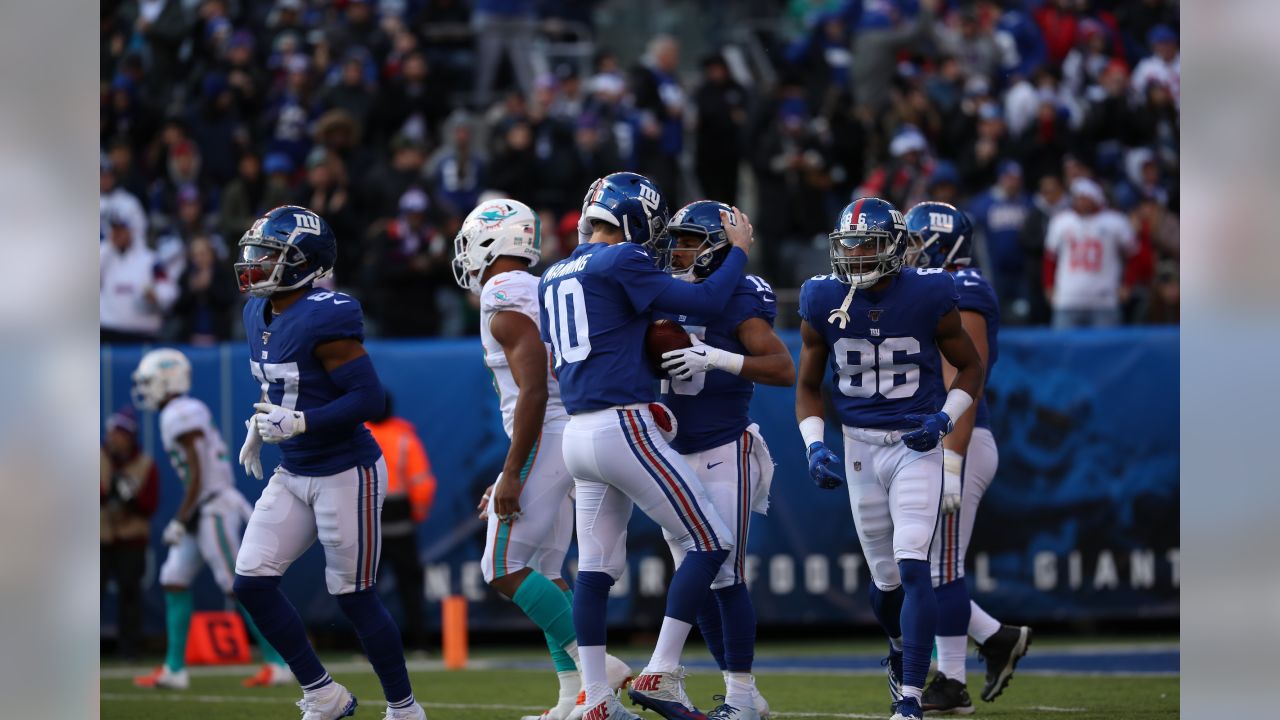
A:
632,675,661,692
707,461,724,469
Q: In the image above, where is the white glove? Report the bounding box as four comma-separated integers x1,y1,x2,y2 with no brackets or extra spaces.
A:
941,449,963,516
253,402,306,444
239,418,264,480
163,518,187,546
660,334,744,381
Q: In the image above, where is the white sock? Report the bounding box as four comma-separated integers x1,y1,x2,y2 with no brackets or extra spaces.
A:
936,635,968,682
902,685,923,702
968,601,1001,644
580,645,610,705
564,641,581,668
552,671,581,714
889,635,904,652
724,672,755,707
644,617,693,674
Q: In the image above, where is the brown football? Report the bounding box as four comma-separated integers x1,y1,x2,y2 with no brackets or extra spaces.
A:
645,319,692,375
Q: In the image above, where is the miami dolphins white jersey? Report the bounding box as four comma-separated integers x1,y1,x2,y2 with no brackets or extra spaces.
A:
159,396,235,502
480,270,569,437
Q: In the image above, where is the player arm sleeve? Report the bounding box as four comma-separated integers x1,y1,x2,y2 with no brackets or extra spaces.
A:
304,353,386,433
635,247,749,315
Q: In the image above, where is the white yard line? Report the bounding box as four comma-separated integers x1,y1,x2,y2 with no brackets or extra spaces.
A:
100,693,545,711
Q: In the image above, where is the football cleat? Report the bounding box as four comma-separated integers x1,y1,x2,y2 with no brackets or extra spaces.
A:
580,694,642,720
133,665,189,690
383,700,428,719
920,673,974,715
565,654,634,720
243,662,294,688
296,682,357,720
706,696,760,720
889,697,923,720
976,625,1032,702
881,647,904,702
628,666,705,720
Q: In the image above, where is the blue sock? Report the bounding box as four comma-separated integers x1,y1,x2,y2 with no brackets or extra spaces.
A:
934,579,971,637
696,592,727,671
868,583,905,642
666,549,729,622
897,559,937,691
233,574,329,690
715,582,756,673
335,589,413,706
573,571,614,647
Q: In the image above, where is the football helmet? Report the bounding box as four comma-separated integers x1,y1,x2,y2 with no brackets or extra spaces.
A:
235,205,337,297
904,201,974,269
578,172,669,249
829,197,908,288
657,200,734,282
452,198,541,294
131,348,192,411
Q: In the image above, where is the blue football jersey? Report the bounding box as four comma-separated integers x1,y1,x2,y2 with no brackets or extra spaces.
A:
244,288,382,476
953,267,1000,430
799,268,958,430
539,241,746,415
657,274,778,455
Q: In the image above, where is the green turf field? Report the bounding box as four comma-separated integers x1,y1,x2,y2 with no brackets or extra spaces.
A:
102,641,1180,720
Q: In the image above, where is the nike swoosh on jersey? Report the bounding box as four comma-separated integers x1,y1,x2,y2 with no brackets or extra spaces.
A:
333,299,352,304
707,461,724,469
963,281,980,286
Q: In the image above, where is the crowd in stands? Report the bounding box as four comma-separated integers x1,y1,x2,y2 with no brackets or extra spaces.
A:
100,0,1179,342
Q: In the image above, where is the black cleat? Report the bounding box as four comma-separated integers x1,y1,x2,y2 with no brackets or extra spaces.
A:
976,625,1032,702
920,673,974,715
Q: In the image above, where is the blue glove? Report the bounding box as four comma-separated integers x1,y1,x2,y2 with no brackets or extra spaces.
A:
902,411,954,452
807,442,844,489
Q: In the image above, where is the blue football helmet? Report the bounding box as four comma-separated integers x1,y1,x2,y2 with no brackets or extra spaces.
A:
235,205,337,297
658,200,734,281
578,172,669,249
904,201,974,269
829,197,908,288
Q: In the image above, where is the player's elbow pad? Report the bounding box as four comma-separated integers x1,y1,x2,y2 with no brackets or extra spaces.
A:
306,354,385,433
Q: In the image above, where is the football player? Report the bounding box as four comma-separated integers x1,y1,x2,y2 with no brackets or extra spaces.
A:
232,206,427,720
129,348,291,691
650,200,796,720
903,202,1032,713
795,197,984,720
453,198,630,720
538,173,752,720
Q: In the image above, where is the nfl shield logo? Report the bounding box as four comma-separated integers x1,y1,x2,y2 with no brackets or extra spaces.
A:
868,310,882,322
262,331,271,345
853,461,862,472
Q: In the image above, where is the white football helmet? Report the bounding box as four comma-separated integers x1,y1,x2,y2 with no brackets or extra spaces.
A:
131,348,192,411
452,199,541,294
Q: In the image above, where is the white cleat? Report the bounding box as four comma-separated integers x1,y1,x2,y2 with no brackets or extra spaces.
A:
707,698,762,720
579,694,642,720
627,666,701,717
383,700,428,719
296,682,357,720
722,673,770,719
564,654,633,720
132,665,189,690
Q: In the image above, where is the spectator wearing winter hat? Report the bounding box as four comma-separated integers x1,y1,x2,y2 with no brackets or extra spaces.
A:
856,125,933,211
969,160,1034,321
693,54,749,207
218,151,266,241
101,406,160,660
364,188,449,337
186,72,243,185
100,204,178,344
172,234,238,344
959,101,1011,192
1043,177,1137,329
1131,25,1179,106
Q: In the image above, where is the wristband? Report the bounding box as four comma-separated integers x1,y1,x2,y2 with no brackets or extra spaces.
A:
942,448,964,476
715,349,745,376
799,416,825,448
940,389,974,425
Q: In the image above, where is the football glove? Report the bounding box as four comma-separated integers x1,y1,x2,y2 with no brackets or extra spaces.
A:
660,335,744,380
162,518,187,546
239,418,264,479
941,449,963,516
253,402,306,444
902,411,953,452
807,441,844,489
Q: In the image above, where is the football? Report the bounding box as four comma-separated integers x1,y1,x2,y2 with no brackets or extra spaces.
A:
645,319,692,375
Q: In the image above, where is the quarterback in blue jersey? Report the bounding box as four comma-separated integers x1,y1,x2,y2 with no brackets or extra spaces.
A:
231,206,426,720
795,197,985,720
903,202,1032,713
651,200,795,720
539,173,753,720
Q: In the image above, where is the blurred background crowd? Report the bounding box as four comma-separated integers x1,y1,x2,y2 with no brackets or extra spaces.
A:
100,0,1179,343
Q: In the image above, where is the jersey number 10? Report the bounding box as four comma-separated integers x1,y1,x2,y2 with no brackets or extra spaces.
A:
544,279,592,368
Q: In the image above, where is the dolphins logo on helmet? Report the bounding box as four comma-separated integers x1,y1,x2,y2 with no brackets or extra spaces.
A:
452,198,541,294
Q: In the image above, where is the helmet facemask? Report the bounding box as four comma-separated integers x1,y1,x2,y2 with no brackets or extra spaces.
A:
236,232,321,297
830,228,904,288
660,227,728,282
